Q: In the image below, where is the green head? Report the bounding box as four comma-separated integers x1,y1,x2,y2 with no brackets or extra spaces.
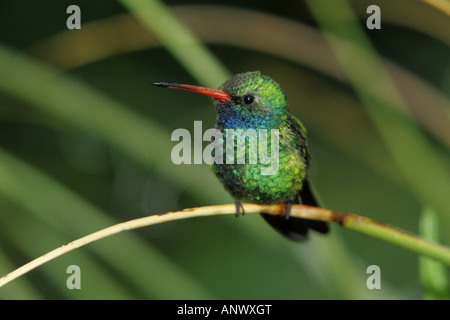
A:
216,71,288,117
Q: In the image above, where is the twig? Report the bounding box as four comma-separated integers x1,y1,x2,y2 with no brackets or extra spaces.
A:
1,203,449,288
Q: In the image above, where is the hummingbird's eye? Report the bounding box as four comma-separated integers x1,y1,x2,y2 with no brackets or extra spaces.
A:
242,94,254,105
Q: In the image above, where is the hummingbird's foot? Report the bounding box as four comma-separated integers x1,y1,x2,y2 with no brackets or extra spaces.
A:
282,202,292,219
234,199,245,217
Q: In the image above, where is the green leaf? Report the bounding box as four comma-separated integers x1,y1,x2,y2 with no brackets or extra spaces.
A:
419,206,449,300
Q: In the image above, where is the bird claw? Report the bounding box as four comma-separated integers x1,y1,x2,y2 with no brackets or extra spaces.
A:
282,202,292,219
235,199,245,217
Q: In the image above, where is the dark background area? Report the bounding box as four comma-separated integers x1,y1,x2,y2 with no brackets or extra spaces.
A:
0,0,448,299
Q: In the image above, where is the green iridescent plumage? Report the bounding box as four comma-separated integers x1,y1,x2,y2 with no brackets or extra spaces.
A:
211,71,328,240
214,73,300,195
154,71,329,240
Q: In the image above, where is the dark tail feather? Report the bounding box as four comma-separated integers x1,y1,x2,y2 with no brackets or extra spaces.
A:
260,180,329,241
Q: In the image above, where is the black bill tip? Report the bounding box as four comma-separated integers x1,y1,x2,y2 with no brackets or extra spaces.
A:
152,82,172,88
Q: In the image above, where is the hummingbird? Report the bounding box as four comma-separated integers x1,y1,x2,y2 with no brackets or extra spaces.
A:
154,71,328,241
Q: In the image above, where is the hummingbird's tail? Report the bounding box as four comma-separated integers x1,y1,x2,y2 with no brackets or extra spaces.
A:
260,180,329,241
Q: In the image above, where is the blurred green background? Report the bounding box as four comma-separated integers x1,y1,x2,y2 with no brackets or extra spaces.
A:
0,0,449,299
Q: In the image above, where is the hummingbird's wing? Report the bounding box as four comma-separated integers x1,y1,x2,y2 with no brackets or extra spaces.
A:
296,180,329,234
288,115,311,167
260,116,329,241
